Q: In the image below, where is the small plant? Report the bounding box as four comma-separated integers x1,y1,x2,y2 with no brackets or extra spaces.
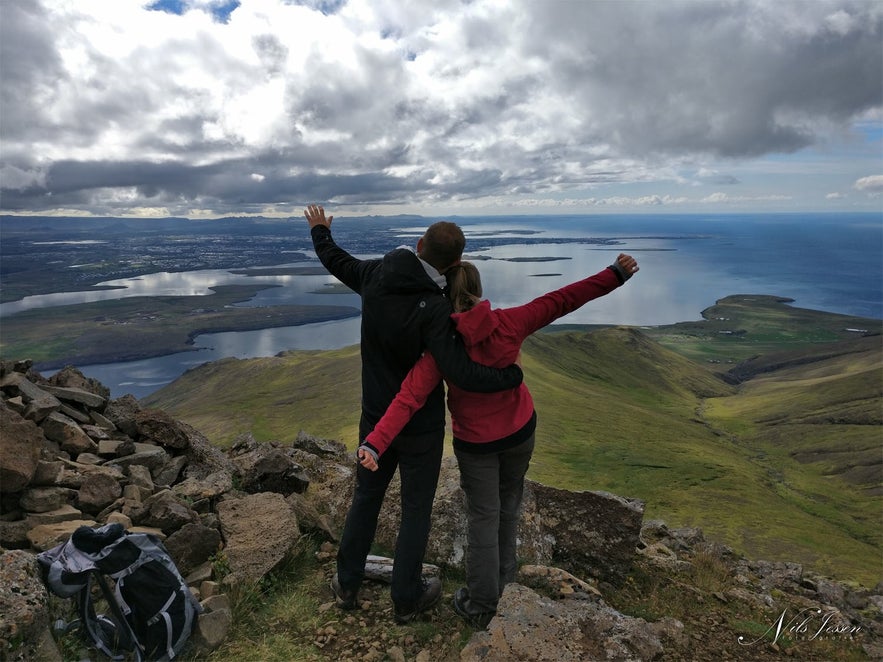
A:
209,549,231,581
690,546,731,593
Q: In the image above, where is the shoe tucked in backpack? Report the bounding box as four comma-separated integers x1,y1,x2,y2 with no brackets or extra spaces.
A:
38,523,202,662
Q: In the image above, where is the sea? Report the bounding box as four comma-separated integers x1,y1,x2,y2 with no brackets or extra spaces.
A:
6,212,881,399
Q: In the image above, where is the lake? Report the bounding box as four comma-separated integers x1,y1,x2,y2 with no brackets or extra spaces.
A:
12,212,881,399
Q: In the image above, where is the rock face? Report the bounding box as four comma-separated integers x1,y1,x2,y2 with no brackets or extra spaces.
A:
373,457,644,585
0,402,44,493
217,491,300,584
460,583,665,662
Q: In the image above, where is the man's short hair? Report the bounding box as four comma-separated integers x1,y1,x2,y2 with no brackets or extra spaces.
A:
421,221,465,272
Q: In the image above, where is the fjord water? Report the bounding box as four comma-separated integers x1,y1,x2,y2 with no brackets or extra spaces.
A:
25,213,882,398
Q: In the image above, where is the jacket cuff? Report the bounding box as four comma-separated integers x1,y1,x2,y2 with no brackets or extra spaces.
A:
359,443,380,463
608,263,630,284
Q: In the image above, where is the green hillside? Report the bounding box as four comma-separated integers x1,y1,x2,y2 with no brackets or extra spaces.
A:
143,321,881,585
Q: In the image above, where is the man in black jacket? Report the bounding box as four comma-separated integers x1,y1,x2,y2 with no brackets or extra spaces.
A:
305,204,523,623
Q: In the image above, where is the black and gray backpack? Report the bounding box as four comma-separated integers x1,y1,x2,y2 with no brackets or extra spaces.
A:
37,523,202,661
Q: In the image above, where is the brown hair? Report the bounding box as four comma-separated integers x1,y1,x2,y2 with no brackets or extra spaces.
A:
446,261,482,312
420,221,465,272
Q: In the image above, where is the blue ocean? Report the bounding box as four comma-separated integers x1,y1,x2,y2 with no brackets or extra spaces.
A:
20,212,882,398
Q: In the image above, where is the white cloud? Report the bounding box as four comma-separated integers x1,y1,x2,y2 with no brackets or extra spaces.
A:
854,175,883,192
0,0,880,216
826,192,845,199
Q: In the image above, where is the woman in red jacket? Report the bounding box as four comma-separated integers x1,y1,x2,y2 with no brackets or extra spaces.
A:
358,253,639,627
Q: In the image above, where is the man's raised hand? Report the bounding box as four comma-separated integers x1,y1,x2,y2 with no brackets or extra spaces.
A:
304,204,332,229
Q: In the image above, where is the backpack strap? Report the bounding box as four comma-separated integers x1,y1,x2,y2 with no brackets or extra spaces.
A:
78,572,145,662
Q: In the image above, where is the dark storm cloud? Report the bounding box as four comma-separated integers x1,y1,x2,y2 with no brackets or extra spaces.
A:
526,0,883,157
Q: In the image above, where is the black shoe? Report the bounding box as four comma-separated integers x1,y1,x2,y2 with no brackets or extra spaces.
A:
393,577,442,624
452,587,495,628
331,573,358,610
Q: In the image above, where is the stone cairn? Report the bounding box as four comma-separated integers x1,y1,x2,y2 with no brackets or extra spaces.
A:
0,360,356,661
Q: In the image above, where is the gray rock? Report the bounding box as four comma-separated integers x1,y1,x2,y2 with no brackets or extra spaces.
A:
58,402,91,424
154,455,188,487
27,519,97,550
0,551,52,661
530,482,644,584
26,504,84,526
139,490,199,534
103,394,142,436
232,444,310,495
30,460,65,486
74,452,103,465
127,464,155,494
0,372,61,423
41,412,97,455
0,519,31,549
0,401,44,493
460,583,664,662
47,366,110,400
190,607,232,654
217,492,299,585
89,409,117,431
104,447,170,474
77,472,123,514
135,408,191,449
20,486,76,513
293,430,349,460
164,522,223,576
172,471,234,501
44,385,108,410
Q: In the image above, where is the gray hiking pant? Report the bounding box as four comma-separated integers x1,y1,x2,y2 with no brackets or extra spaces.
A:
454,434,535,612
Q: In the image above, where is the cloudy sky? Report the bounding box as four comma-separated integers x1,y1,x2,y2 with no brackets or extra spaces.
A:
1,0,881,218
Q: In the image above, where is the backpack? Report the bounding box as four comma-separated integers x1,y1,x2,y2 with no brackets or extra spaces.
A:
37,523,202,661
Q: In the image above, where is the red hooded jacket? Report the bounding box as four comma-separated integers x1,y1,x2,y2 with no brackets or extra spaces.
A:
363,265,625,455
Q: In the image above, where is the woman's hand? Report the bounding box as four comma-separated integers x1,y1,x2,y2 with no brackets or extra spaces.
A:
358,447,378,471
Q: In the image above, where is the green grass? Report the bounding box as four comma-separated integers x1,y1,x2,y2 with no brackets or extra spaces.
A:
143,315,882,586
144,348,364,448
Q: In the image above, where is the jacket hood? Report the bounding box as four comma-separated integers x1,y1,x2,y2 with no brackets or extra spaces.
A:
381,248,441,294
452,300,498,343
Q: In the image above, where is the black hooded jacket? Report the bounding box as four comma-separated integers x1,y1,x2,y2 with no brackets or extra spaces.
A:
311,225,523,436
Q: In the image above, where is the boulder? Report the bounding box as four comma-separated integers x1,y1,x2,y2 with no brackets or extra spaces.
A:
0,401,44,493
292,430,349,460
0,550,56,660
460,582,665,662
374,458,643,584
20,487,76,513
0,372,61,423
41,412,98,456
0,520,31,549
231,443,310,496
529,483,645,585
44,385,107,410
103,394,142,436
135,408,191,449
216,492,300,585
27,519,97,551
47,365,110,399
77,472,123,514
163,522,223,577
138,490,200,535
190,606,232,655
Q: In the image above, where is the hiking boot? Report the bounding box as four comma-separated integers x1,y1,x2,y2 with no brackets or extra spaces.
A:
452,587,495,629
393,577,442,624
331,573,358,610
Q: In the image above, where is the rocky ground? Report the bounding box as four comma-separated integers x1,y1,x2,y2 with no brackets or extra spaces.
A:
256,538,877,662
